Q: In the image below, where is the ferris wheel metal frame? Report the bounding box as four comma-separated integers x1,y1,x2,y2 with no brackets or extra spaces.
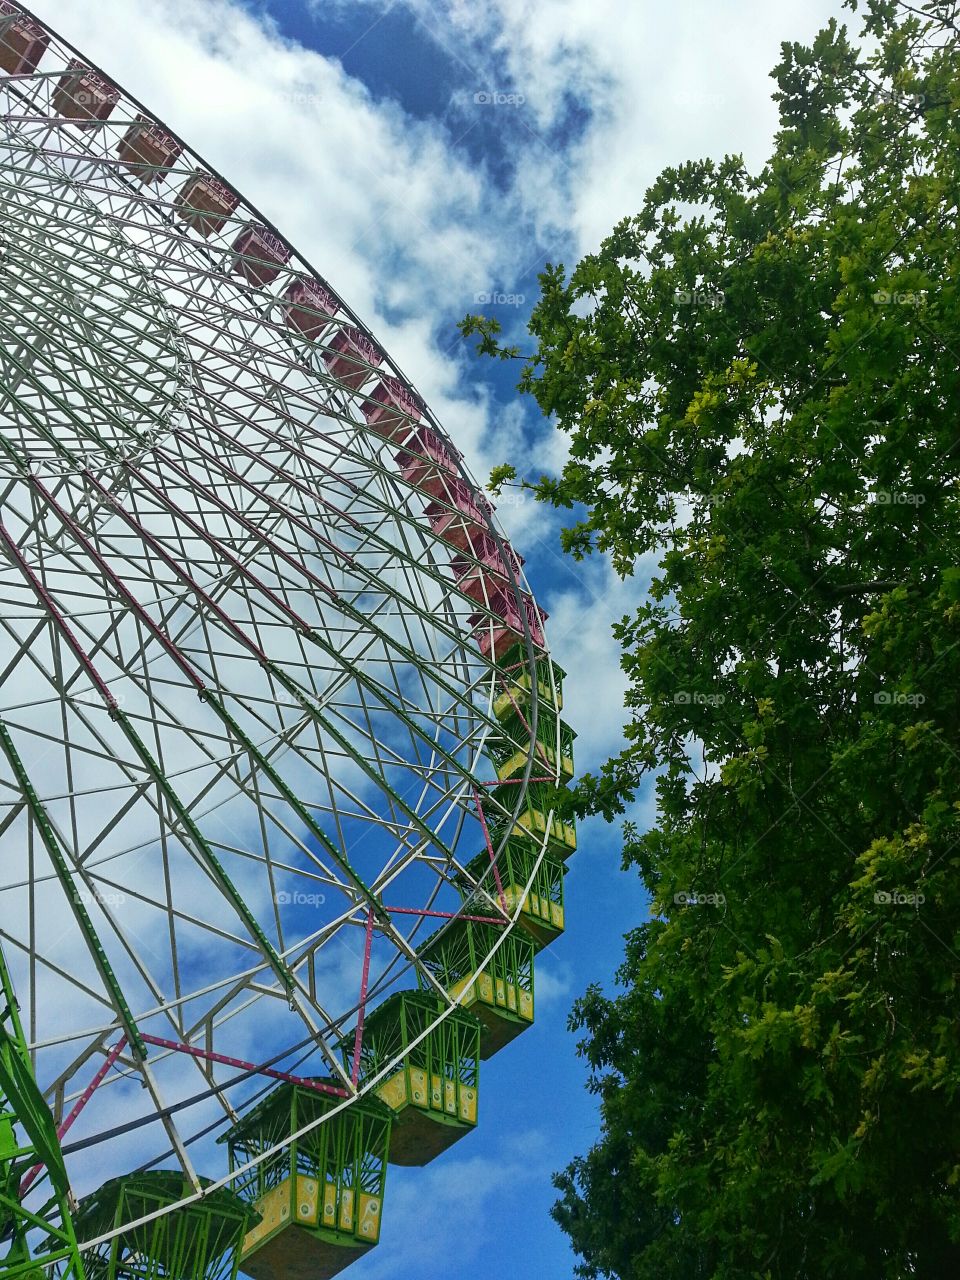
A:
0,3,577,1277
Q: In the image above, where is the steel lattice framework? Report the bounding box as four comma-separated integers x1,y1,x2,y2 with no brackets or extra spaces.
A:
0,4,571,1275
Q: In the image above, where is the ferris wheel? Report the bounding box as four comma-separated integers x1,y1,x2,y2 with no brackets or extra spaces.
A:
0,4,578,1278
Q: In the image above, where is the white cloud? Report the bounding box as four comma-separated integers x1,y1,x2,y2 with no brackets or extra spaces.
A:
540,553,658,769
295,0,847,781
345,0,844,255
533,952,574,1006
351,1129,550,1279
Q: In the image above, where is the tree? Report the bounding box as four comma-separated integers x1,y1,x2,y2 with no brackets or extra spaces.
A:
461,2,960,1274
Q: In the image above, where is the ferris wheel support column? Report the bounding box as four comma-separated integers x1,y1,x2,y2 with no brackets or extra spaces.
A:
0,942,85,1280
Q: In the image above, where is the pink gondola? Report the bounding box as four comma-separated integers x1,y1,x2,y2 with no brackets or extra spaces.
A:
324,325,383,391
395,426,460,498
451,531,523,605
282,279,337,340
425,478,487,551
51,59,119,126
175,170,239,238
231,222,292,288
0,2,48,75
361,376,422,444
472,591,547,660
116,114,183,183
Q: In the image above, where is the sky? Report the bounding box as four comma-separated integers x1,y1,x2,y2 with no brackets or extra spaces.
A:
28,0,845,1275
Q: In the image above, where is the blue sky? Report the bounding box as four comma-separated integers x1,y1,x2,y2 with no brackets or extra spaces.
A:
34,0,845,1273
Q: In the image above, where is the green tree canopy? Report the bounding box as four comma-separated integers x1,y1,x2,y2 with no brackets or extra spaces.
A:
462,1,960,1274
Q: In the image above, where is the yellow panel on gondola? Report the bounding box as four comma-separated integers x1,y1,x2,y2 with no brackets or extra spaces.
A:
409,1065,427,1105
358,1192,382,1241
492,643,565,718
515,805,578,853
221,1082,392,1280
495,741,575,786
377,1070,407,1112
296,1178,318,1223
461,843,567,951
348,992,483,1168
339,1187,354,1233
459,1085,478,1123
428,922,535,1058
321,1179,337,1228
242,1182,287,1251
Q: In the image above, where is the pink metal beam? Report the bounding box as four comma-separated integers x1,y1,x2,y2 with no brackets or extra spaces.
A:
477,776,557,786
0,523,120,711
350,909,375,1086
494,675,557,774
31,476,210,693
19,1036,128,1198
56,1037,129,1141
140,1034,348,1097
385,905,505,925
474,788,507,912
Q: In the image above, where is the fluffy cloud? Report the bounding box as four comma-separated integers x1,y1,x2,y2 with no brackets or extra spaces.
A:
352,1129,552,1279
327,0,842,253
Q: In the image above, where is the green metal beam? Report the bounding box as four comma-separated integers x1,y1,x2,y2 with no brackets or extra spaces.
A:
0,718,146,1059
0,941,85,1279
